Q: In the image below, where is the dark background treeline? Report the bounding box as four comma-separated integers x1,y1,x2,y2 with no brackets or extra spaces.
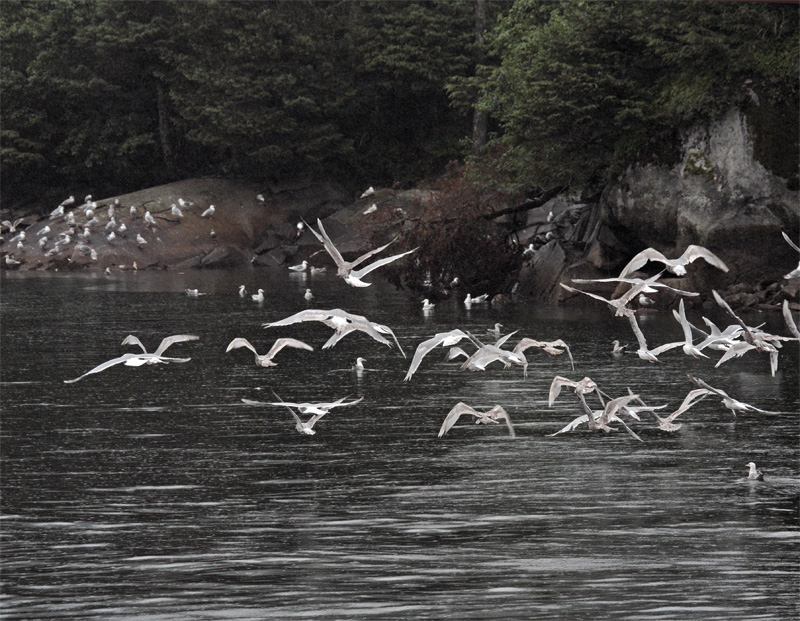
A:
2,0,797,211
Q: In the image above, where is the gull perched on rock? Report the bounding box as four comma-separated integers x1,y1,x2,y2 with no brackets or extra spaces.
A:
264,308,405,356
305,218,417,287
171,204,183,217
688,375,778,416
201,205,215,218
64,334,199,383
226,337,313,367
438,403,515,438
404,329,477,381
360,186,375,198
619,244,729,278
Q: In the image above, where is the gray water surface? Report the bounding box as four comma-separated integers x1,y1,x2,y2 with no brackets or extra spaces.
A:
1,270,798,619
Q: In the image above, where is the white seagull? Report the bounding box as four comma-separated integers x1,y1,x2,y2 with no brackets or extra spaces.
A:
171,204,183,217
549,393,643,440
512,337,575,370
627,312,684,362
226,337,313,367
264,308,405,356
688,375,778,416
671,298,709,358
404,329,476,381
304,288,313,301
238,284,247,298
619,244,729,278
561,272,667,317
144,210,157,226
64,334,199,383
438,403,515,438
288,260,308,272
185,288,205,297
305,218,417,287
746,462,764,481
201,205,215,218
251,288,265,302
360,186,375,198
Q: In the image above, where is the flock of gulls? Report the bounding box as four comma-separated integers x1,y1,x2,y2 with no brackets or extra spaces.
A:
60,215,800,482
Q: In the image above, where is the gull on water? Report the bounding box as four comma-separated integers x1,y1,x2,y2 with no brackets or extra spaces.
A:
263,308,405,357
688,375,778,416
226,337,313,367
746,462,764,481
64,334,199,383
421,299,435,311
619,244,729,278
487,323,503,338
438,403,515,438
464,293,488,307
238,285,247,298
304,288,314,301
185,288,206,297
404,329,477,381
611,340,628,356
305,218,417,287
352,357,367,372
289,260,308,272
251,288,265,302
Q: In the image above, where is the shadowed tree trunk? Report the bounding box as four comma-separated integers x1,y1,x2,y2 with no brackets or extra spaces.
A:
156,82,175,176
471,0,487,155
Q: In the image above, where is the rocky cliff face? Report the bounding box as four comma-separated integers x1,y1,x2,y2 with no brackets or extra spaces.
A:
519,107,799,307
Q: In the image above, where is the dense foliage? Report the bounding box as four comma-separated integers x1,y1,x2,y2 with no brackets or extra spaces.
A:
474,0,799,186
2,0,797,219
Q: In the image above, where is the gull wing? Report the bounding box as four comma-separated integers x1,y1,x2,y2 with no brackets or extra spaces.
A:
438,402,479,437
262,308,337,328
687,375,729,400
493,330,519,348
64,353,141,383
306,219,347,270
349,247,418,280
681,245,729,273
598,394,640,426
548,375,578,406
619,248,670,278
626,314,649,351
249,394,305,428
371,322,406,358
321,322,393,350
487,405,515,438
121,334,148,353
782,231,800,253
783,300,800,340
226,337,258,355
663,388,712,424
265,337,314,359
712,290,756,345
548,412,593,436
153,334,200,356
714,341,755,367
404,330,468,381
560,283,612,305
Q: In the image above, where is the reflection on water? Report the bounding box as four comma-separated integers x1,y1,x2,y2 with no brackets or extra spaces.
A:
1,269,798,619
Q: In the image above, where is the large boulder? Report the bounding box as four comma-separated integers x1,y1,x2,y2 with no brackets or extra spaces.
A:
604,108,799,288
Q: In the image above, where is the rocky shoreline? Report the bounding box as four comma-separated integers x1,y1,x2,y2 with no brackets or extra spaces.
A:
2,109,799,313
